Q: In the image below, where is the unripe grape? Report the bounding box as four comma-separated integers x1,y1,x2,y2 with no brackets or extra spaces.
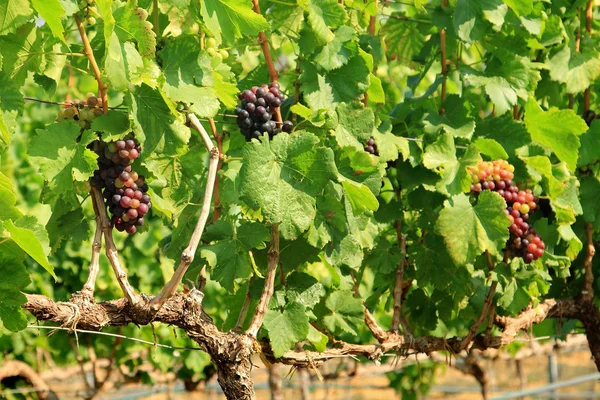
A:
206,37,217,49
87,16,96,25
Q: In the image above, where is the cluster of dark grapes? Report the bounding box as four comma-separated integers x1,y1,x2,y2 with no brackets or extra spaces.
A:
58,93,103,130
584,110,600,127
91,139,151,234
469,160,545,264
235,83,293,141
364,136,379,155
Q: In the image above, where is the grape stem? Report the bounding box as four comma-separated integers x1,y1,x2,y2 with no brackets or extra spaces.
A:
251,0,282,123
150,113,219,312
351,270,389,342
460,251,497,350
391,219,410,334
81,193,103,297
91,187,138,305
439,0,448,114
582,223,596,301
74,15,108,114
246,224,280,337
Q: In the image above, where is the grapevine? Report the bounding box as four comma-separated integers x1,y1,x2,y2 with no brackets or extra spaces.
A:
235,83,293,141
469,160,545,264
91,139,151,235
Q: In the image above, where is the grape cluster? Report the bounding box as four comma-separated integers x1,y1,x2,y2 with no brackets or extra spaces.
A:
78,0,98,25
205,38,229,63
468,160,545,264
364,136,379,155
584,110,599,127
92,139,151,235
58,93,103,130
235,83,293,142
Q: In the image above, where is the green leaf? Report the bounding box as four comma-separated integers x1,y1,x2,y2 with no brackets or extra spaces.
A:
0,0,33,35
91,111,130,141
524,97,588,171
28,124,98,200
453,0,486,43
546,41,600,94
423,133,481,196
307,325,328,352
578,120,600,167
200,0,270,44
32,0,66,43
314,25,358,71
581,177,600,230
503,0,532,16
474,138,508,160
239,132,337,240
381,13,424,62
158,37,219,117
300,57,370,111
0,71,24,150
323,290,363,335
127,84,191,159
341,179,379,213
285,272,326,309
113,0,156,58
473,115,530,159
0,24,45,86
105,34,143,91
0,172,22,221
435,191,511,265
0,251,30,331
298,0,347,45
424,95,475,139
4,219,55,278
263,302,310,358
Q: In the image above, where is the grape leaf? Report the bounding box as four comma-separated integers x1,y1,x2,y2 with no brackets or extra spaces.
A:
0,71,24,149
298,0,347,45
239,132,337,240
307,325,328,352
503,0,533,16
91,111,130,141
424,95,475,139
263,302,310,358
113,0,156,58
0,24,45,86
4,218,54,278
380,13,424,62
332,102,374,149
435,191,511,265
28,124,98,201
0,172,21,221
0,245,30,331
127,83,191,159
314,25,358,71
546,41,600,94
0,0,33,35
524,97,587,171
200,0,269,45
46,199,89,250
300,57,370,111
578,120,600,167
423,133,481,196
158,37,219,117
323,290,363,335
474,138,508,160
285,272,326,309
201,221,269,292
105,33,144,91
580,177,600,230
32,0,66,43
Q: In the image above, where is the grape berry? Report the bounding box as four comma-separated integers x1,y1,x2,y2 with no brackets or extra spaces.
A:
58,93,103,130
468,160,545,264
364,136,379,156
583,110,599,127
235,83,293,142
92,139,151,235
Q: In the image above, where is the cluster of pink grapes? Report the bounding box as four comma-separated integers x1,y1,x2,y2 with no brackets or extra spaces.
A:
92,139,151,234
469,160,545,264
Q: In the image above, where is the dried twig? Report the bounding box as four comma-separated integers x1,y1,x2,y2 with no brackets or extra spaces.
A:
235,277,254,331
351,271,388,342
582,223,596,301
391,220,409,333
460,251,497,349
150,114,219,311
81,196,103,296
90,187,137,305
246,225,280,337
75,15,108,114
